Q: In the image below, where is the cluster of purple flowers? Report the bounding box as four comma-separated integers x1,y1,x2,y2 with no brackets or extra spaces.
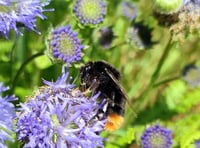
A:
16,68,106,148
141,124,173,148
0,83,17,148
0,0,53,38
4,0,200,147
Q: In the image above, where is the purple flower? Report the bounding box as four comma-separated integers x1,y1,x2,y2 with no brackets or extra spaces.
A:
184,0,200,5
126,22,154,49
73,0,107,25
0,0,53,38
122,2,137,21
0,83,17,148
16,67,106,148
141,124,172,148
182,64,200,87
99,27,114,49
195,140,200,148
50,25,84,64
182,0,200,11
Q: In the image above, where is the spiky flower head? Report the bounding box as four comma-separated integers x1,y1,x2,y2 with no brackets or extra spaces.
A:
154,0,200,42
0,83,17,148
122,1,137,21
152,0,183,14
171,0,200,42
141,124,172,148
73,0,107,26
0,0,52,38
50,25,84,64
16,67,106,148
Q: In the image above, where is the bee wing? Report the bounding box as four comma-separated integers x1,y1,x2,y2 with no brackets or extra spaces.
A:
104,68,128,99
105,67,137,117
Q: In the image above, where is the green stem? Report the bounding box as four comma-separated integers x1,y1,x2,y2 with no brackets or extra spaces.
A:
9,38,17,85
153,75,180,88
11,52,44,92
109,42,126,50
150,36,173,85
134,35,173,111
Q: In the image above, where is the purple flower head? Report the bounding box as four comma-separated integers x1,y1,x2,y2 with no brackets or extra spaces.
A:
0,0,53,38
50,25,84,64
73,0,107,26
99,27,114,49
126,22,155,49
0,83,17,148
181,0,200,13
182,64,200,87
166,0,200,42
184,0,200,5
16,67,106,148
195,140,200,148
141,124,172,148
193,0,200,4
122,2,137,21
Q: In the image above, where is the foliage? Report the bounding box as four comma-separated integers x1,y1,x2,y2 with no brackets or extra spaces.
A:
0,0,200,147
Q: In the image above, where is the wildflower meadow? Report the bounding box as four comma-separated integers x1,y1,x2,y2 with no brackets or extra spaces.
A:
0,0,200,148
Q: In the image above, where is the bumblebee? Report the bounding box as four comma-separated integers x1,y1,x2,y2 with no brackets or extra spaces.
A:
80,60,127,131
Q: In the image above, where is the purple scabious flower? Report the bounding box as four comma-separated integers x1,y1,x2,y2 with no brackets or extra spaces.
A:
122,2,137,21
0,0,52,38
99,27,114,49
16,68,106,148
141,124,172,148
195,140,200,148
73,0,107,26
182,64,200,87
0,83,17,148
126,22,154,49
50,25,84,64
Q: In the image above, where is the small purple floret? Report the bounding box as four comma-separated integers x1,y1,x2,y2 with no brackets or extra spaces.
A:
51,25,84,64
141,124,172,148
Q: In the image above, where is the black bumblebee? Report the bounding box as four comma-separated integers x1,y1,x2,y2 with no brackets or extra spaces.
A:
80,60,127,131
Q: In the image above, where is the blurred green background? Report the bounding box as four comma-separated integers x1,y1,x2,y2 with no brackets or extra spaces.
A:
1,0,200,147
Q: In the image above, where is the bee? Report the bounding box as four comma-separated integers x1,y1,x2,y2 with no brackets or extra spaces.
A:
80,60,128,131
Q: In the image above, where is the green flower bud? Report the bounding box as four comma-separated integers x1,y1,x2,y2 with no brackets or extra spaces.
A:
152,0,183,14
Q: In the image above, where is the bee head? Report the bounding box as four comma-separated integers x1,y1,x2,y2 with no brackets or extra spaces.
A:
80,62,96,88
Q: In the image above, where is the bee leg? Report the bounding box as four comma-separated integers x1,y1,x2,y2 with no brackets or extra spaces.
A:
79,82,87,92
81,79,100,95
89,78,100,91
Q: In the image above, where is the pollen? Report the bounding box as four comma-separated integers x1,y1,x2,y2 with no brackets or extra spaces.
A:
104,113,124,132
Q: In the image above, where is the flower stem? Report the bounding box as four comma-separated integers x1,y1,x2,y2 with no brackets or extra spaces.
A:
9,38,17,85
134,34,174,111
153,75,180,88
11,52,44,92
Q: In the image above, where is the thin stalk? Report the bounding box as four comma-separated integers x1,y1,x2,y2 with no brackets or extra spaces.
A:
9,38,17,85
134,35,174,111
11,52,44,92
153,76,180,88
